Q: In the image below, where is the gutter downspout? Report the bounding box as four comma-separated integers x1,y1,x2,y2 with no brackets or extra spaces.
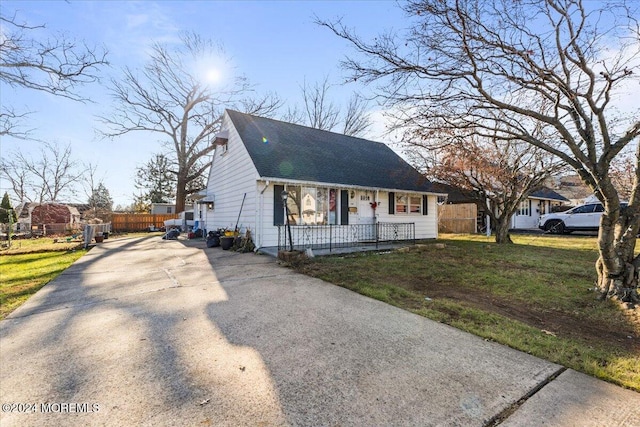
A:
258,180,270,249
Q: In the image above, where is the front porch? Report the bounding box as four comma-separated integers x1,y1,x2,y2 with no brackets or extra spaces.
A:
272,222,416,253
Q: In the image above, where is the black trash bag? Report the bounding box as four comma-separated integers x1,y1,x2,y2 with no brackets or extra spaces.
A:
206,230,220,247
163,228,181,240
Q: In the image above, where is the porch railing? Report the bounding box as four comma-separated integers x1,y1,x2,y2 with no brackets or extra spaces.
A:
277,222,415,252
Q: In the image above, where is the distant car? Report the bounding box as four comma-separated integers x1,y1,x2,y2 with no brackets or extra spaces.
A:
538,202,628,234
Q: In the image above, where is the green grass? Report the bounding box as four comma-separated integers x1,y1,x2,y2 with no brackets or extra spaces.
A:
296,234,640,391
0,233,161,319
0,249,86,319
1,237,83,254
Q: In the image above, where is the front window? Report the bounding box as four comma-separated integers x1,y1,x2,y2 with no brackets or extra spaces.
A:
395,195,408,213
395,193,421,214
409,196,422,213
517,200,530,216
285,185,337,225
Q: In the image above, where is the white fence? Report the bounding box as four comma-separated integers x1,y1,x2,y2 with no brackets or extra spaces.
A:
83,223,112,248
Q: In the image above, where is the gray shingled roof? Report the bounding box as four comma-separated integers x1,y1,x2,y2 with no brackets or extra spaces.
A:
226,110,436,193
530,188,570,202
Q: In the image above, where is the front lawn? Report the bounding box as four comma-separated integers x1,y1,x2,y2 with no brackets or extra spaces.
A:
295,233,640,391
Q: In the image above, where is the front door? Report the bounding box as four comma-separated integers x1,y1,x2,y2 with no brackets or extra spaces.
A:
357,191,375,225
357,190,376,240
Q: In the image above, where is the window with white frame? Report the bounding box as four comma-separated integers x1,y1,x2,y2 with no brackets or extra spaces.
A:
395,193,422,214
285,185,338,225
517,200,530,216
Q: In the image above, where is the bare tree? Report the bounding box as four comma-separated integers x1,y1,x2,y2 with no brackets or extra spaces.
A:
423,133,563,243
320,0,640,304
0,107,32,140
0,141,86,203
99,32,279,213
284,76,372,137
0,158,30,203
301,77,341,131
342,94,372,137
0,11,108,137
80,163,113,221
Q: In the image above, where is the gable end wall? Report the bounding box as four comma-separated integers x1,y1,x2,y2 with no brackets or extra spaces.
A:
204,114,260,237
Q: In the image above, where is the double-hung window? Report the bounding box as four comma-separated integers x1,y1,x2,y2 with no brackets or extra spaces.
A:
394,193,422,215
517,200,530,216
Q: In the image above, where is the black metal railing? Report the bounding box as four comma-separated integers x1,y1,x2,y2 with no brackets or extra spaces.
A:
277,222,415,252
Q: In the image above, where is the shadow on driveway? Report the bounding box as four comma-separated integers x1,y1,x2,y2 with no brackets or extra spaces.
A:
1,236,637,426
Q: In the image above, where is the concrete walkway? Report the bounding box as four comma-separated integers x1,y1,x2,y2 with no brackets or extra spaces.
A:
1,235,638,426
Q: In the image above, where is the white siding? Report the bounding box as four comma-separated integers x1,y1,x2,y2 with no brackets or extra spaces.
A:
257,187,438,248
258,184,279,247
375,191,438,239
202,112,439,248
510,198,565,230
203,113,260,238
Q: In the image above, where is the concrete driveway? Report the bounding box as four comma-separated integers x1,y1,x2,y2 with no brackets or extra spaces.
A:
1,235,638,426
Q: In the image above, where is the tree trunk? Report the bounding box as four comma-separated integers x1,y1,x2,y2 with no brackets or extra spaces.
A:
494,217,513,244
595,211,639,306
175,173,187,214
596,252,640,306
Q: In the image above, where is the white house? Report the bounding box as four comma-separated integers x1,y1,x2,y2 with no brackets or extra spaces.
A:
200,110,445,251
510,188,569,229
150,203,176,215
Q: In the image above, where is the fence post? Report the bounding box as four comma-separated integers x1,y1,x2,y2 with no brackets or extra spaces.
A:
329,225,332,252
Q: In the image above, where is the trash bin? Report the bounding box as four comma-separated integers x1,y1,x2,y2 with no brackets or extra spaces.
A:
220,236,234,250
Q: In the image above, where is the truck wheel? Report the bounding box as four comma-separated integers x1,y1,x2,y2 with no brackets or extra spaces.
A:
545,220,564,234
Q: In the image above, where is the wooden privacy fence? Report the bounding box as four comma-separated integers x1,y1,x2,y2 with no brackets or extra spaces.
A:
111,213,179,232
438,203,478,234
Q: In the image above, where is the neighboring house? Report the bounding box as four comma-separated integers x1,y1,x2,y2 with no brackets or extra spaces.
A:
509,188,569,229
429,183,568,231
16,202,82,234
151,203,176,214
202,110,445,251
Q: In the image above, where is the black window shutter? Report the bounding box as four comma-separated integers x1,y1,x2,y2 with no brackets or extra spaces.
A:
274,185,284,225
423,195,428,215
340,190,349,225
388,192,395,214
529,199,532,216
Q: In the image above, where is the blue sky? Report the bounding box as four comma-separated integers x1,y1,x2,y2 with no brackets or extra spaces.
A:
1,1,637,208
1,0,408,207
